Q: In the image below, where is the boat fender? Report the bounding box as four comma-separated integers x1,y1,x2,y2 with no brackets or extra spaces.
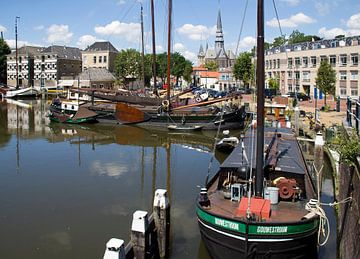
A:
162,100,170,111
302,211,317,220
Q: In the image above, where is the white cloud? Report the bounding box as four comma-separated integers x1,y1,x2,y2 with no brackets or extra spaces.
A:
5,39,41,48
0,25,7,33
318,27,346,39
117,0,126,5
90,160,128,178
47,24,73,44
34,25,44,31
315,2,330,16
279,0,300,7
237,36,256,50
174,43,185,52
318,12,360,38
177,24,216,41
95,21,140,43
145,44,164,53
266,12,316,28
347,13,360,29
76,35,102,49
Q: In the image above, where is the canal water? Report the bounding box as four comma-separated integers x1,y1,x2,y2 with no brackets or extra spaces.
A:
0,99,336,259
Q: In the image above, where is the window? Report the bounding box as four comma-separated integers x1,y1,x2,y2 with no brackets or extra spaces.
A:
295,71,300,80
99,56,102,63
41,56,45,62
351,89,358,96
330,55,336,66
340,88,347,96
266,60,269,69
303,71,310,82
302,57,308,67
288,85,293,92
93,56,97,64
311,56,317,67
104,56,107,63
340,54,347,66
269,60,272,69
340,71,347,80
277,59,280,68
41,64,45,71
350,71,358,80
287,71,292,78
320,55,328,63
288,58,293,68
295,57,301,67
351,54,358,66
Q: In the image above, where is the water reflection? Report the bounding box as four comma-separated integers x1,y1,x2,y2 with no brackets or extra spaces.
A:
0,99,220,259
0,100,336,259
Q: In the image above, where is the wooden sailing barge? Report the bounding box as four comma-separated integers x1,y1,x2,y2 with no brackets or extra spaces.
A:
196,1,320,258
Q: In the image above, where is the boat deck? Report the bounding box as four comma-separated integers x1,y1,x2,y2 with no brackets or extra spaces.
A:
207,178,310,223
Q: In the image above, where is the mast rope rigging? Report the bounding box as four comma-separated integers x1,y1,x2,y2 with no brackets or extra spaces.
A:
205,103,226,186
235,0,249,57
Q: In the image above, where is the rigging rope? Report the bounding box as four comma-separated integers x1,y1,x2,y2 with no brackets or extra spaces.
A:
235,0,249,57
205,103,226,186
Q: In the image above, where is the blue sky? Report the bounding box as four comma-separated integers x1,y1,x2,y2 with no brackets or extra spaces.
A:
1,0,360,64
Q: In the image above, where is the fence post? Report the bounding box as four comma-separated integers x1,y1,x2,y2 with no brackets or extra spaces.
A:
131,210,149,259
103,238,126,259
153,189,170,258
347,97,352,127
357,98,360,134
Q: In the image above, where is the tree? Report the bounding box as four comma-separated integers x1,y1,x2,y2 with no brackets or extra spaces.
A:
335,35,345,39
268,76,279,91
0,39,11,84
233,52,254,88
114,49,141,87
156,52,167,83
272,36,286,48
204,60,218,71
183,60,193,83
315,60,336,107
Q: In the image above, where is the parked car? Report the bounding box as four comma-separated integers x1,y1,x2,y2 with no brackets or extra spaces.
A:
287,92,311,101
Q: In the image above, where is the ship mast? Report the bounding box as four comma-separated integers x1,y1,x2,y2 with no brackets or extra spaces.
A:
166,0,172,100
255,0,265,197
15,16,20,89
150,0,157,94
140,3,145,88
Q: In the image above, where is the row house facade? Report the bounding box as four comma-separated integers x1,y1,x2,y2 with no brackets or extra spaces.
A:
6,46,44,87
265,36,360,98
7,45,82,89
81,41,118,72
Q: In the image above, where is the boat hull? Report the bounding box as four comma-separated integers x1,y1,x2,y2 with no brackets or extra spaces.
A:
197,207,318,259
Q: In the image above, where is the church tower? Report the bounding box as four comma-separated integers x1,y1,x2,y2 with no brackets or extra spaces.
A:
197,44,205,66
215,10,225,56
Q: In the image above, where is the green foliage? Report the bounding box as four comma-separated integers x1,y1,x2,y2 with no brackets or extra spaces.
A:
114,49,141,87
268,76,279,90
0,39,11,84
204,60,218,71
315,60,336,107
233,52,254,87
335,35,345,39
332,128,360,165
272,36,286,48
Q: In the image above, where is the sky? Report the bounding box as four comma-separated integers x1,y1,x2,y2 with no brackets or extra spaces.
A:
0,0,360,65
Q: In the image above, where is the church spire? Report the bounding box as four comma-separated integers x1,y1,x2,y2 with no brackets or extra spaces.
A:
215,9,224,56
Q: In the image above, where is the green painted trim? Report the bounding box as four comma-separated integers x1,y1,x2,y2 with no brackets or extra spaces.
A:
196,207,318,236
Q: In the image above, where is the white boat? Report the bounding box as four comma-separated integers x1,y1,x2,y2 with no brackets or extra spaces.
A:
5,87,40,98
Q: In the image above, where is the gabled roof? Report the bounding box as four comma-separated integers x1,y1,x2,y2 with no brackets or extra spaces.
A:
199,71,219,78
8,46,45,56
42,45,82,60
205,48,216,59
77,68,116,81
84,41,118,53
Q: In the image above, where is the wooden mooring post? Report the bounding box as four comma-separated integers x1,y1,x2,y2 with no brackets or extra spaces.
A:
103,189,170,259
